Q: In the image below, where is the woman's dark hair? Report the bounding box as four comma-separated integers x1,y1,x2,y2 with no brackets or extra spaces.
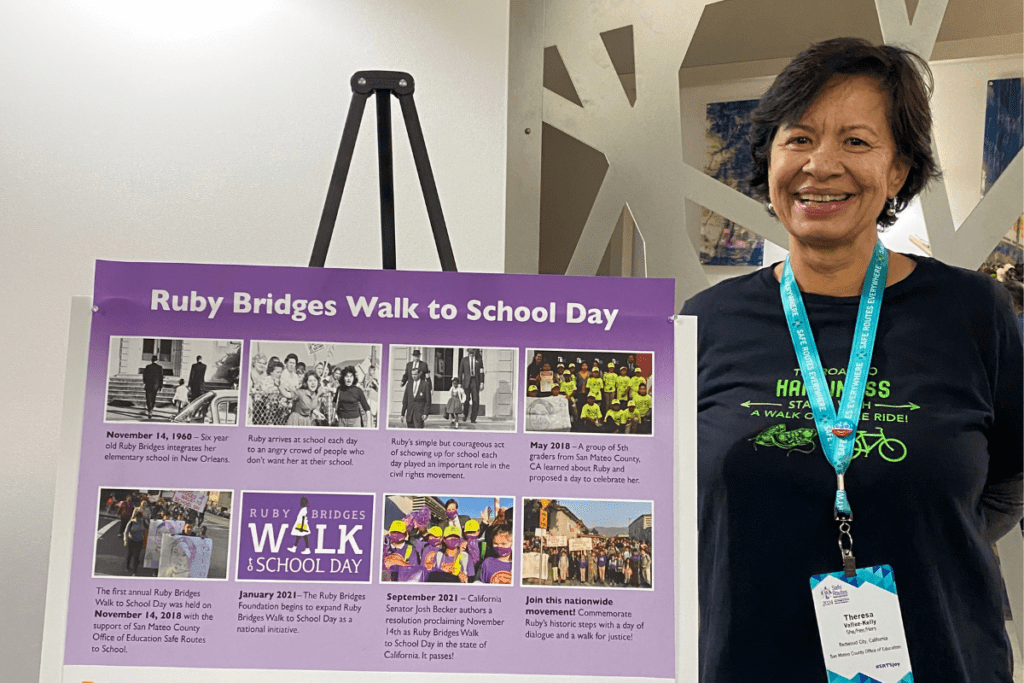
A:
300,496,309,507
340,365,358,386
484,522,513,552
266,359,284,374
301,370,320,390
444,499,458,509
284,353,299,365
748,37,940,227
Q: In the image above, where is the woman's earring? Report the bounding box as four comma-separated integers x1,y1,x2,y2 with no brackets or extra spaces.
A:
767,202,776,217
886,198,896,217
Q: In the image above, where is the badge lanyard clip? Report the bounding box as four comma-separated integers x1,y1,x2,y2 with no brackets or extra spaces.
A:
781,242,887,576
835,474,856,576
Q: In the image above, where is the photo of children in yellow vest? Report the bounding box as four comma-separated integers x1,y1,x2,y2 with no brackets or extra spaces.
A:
521,498,653,589
386,345,518,432
525,350,653,435
381,494,514,584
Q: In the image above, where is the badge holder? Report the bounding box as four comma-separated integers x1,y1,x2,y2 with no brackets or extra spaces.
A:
308,71,457,272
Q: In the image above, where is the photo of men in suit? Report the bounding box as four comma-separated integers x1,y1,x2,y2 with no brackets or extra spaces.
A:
459,348,485,423
401,366,432,428
188,355,207,401
387,345,517,432
401,350,430,387
142,355,164,419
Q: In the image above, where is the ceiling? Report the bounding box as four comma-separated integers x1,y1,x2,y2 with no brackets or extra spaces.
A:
681,0,1022,68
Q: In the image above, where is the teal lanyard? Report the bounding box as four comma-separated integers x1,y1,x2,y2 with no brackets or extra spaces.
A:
780,241,887,526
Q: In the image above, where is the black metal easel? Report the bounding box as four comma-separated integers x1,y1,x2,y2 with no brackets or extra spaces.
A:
309,70,457,271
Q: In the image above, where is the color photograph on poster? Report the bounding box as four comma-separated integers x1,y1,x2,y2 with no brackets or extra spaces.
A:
524,349,653,435
386,345,518,432
246,341,382,429
93,488,232,579
381,494,514,584
236,490,374,583
103,337,241,424
521,498,652,589
979,77,1024,277
700,98,765,266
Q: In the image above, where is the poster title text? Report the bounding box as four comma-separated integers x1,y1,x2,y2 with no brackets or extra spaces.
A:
150,290,620,330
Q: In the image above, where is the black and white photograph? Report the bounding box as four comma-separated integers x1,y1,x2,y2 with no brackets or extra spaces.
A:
94,488,232,580
104,337,241,425
386,345,517,432
521,498,652,589
524,349,654,435
246,341,382,429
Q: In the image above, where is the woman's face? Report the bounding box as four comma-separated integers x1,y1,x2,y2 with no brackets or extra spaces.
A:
255,357,267,374
307,375,320,391
270,366,283,381
286,358,296,373
315,362,325,375
332,368,342,382
343,372,355,387
768,75,908,251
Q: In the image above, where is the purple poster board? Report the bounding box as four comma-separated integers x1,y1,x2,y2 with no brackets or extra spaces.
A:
61,261,676,678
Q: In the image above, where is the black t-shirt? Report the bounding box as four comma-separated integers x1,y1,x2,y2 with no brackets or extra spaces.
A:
682,256,1023,682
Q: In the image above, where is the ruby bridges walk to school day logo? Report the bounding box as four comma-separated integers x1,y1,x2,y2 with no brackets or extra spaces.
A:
750,424,908,462
236,491,374,583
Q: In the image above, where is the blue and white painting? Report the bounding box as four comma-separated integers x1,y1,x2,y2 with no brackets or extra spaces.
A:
700,99,764,266
980,77,1023,274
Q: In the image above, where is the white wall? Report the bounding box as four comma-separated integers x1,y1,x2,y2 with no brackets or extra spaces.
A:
0,1,509,678
680,54,1023,287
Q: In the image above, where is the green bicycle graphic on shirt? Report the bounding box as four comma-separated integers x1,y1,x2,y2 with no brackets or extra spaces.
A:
752,424,907,462
851,427,907,462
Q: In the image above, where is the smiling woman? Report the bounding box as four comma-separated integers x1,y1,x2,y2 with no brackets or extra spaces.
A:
683,37,1023,683
766,75,909,254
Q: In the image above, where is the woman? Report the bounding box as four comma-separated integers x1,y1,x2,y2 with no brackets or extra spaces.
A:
123,508,146,575
442,499,462,537
361,364,380,427
682,38,1022,682
252,359,290,425
248,353,268,391
333,365,371,428
574,361,590,414
325,365,342,395
279,353,301,400
286,371,325,427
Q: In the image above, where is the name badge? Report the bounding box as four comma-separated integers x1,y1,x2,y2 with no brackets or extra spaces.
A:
809,565,913,682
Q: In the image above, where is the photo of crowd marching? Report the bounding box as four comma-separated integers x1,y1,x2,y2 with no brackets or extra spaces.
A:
246,341,382,429
381,495,515,584
95,488,232,580
524,350,653,435
104,337,241,425
521,498,652,589
385,345,517,432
